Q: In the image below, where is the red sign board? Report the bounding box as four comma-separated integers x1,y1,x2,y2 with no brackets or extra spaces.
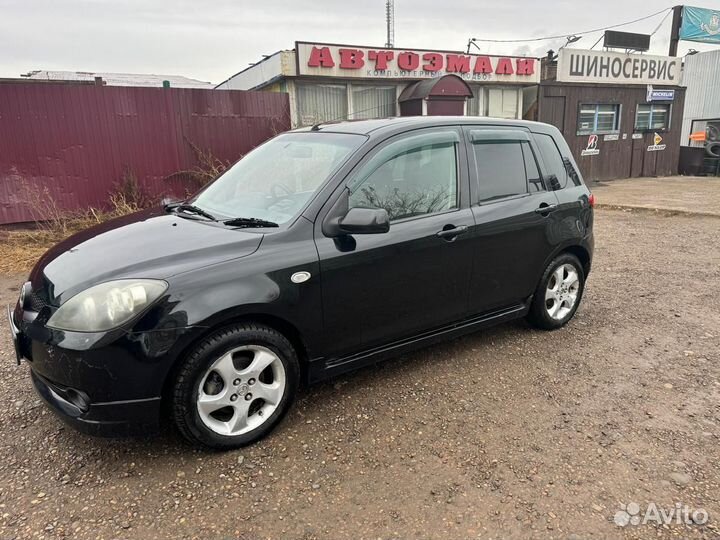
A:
296,42,540,83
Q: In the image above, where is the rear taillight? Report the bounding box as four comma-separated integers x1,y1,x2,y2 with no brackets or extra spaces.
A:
588,193,596,207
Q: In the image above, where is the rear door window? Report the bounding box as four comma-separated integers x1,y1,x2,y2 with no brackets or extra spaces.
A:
468,129,543,202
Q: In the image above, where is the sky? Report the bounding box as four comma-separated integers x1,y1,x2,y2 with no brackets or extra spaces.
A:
1,0,719,84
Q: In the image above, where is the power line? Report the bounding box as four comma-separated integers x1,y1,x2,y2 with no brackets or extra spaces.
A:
650,8,673,36
467,6,673,44
589,34,604,50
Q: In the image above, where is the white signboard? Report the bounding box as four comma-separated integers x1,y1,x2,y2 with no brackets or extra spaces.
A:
296,42,540,83
557,49,681,85
581,134,600,156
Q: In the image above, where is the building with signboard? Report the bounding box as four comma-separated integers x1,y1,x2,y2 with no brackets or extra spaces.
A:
537,48,686,182
217,42,540,127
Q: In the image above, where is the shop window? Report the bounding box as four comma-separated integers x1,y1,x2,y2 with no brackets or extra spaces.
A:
577,104,620,134
348,130,458,221
351,85,396,120
635,104,671,131
472,141,528,201
297,83,347,126
466,86,482,116
487,88,519,119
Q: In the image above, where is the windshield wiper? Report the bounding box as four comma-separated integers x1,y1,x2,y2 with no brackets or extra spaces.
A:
223,217,279,228
167,203,217,221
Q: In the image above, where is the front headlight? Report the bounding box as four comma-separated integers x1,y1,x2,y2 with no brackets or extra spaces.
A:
47,279,168,332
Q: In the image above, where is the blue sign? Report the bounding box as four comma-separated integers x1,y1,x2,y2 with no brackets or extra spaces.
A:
680,6,720,44
647,87,675,102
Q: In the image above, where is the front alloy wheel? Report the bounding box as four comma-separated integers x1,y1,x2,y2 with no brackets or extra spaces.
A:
172,323,299,449
197,346,286,436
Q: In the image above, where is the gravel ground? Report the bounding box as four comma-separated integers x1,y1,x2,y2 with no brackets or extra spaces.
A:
0,208,719,540
592,176,720,217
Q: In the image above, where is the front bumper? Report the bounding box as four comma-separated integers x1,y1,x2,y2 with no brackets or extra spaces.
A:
9,303,186,437
31,370,161,436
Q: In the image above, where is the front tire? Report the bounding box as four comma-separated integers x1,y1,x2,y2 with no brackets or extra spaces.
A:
172,323,300,449
527,253,585,330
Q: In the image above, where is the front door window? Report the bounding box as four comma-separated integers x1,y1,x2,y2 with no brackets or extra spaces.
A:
348,131,459,221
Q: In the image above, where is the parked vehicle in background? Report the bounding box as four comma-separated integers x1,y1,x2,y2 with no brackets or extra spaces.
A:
9,117,594,449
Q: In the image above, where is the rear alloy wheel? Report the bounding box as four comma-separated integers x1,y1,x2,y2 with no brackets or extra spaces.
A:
544,263,581,321
172,324,299,449
527,253,585,330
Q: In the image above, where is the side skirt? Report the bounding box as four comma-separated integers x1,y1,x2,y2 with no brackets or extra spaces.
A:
307,302,530,383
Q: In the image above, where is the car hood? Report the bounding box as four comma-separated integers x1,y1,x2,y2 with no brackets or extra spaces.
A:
30,208,263,304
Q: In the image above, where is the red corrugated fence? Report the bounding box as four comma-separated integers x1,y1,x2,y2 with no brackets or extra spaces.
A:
0,83,291,224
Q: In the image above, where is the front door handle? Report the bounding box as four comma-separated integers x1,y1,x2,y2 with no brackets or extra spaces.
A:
534,203,558,215
436,225,468,240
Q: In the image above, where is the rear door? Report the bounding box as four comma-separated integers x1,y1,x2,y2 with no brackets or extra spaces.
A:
464,127,560,313
532,130,591,228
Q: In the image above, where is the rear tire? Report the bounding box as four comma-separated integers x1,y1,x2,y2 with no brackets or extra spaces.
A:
527,253,585,330
172,323,299,450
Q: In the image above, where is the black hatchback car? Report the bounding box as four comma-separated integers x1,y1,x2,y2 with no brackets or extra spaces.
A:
9,117,593,449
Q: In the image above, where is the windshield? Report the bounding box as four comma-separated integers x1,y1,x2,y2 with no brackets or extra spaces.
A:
191,132,365,224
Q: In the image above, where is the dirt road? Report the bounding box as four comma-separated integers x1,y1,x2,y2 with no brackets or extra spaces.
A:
1,208,719,539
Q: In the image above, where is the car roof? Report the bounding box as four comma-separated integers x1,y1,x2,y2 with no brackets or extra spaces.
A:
293,116,556,137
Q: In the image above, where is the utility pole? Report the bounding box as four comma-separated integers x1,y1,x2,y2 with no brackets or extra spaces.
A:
385,0,395,48
668,5,683,56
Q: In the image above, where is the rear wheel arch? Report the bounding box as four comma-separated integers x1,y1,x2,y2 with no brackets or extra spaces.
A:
533,244,591,295
562,245,591,276
527,251,586,330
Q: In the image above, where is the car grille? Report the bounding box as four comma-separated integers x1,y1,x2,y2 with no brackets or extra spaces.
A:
27,290,47,312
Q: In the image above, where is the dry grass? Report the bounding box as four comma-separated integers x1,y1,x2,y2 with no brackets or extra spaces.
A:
0,147,227,275
0,215,97,274
165,140,231,189
0,178,151,275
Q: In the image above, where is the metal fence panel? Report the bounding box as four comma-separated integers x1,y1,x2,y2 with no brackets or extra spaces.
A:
0,83,291,224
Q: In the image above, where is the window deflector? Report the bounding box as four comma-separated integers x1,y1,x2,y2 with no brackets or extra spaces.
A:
346,130,460,193
469,130,531,143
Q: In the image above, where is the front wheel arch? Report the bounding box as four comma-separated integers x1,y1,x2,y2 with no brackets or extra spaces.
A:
160,313,309,418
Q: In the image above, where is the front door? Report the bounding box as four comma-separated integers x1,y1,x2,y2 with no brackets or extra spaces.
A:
314,127,475,360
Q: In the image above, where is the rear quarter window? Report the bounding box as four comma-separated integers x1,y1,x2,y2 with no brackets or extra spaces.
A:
534,133,571,189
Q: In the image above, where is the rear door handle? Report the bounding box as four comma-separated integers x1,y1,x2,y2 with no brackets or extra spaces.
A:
436,225,468,240
534,203,558,215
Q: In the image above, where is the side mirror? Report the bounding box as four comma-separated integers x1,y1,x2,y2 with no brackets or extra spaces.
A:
338,207,390,235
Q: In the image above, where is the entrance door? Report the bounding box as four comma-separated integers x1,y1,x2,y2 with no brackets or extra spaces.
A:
426,99,465,116
630,134,645,177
